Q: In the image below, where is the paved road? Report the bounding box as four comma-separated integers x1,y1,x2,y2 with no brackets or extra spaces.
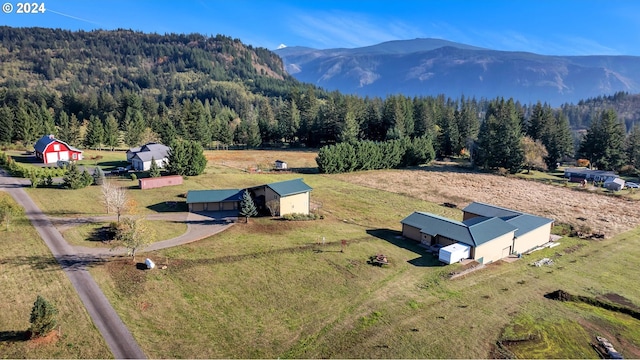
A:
50,211,234,257
0,171,147,359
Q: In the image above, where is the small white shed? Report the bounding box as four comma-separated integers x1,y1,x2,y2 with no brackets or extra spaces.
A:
604,177,625,191
439,243,471,264
275,160,288,170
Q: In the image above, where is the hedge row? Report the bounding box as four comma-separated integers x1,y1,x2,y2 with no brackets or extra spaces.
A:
315,137,434,174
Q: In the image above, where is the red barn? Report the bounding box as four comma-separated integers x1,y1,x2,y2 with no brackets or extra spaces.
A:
34,134,84,164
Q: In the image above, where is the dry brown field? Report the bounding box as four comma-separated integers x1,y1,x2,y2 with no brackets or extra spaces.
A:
205,149,318,171
334,164,639,238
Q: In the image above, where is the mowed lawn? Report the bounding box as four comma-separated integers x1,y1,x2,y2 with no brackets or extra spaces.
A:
0,192,112,359
16,149,640,358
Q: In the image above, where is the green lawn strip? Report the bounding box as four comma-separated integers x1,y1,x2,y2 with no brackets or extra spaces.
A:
60,220,188,248
0,193,112,358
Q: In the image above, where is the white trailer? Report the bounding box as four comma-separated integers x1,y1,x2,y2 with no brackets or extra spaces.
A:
439,243,471,264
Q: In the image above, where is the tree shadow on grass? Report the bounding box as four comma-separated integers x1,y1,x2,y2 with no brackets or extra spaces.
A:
147,201,188,213
366,229,441,267
0,330,29,342
0,254,109,272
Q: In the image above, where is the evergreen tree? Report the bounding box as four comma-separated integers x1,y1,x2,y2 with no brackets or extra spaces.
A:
0,106,14,144
123,108,145,147
238,190,258,223
626,124,640,167
473,98,524,173
103,114,120,150
92,167,105,185
578,109,626,170
338,111,359,143
29,295,58,338
84,115,104,149
279,98,300,143
165,140,207,176
17,103,40,146
246,120,262,148
149,156,161,177
39,100,56,135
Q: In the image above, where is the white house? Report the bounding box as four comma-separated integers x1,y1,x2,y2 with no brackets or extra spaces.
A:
127,143,170,171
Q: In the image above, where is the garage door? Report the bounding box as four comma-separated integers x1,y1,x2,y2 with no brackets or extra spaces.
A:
191,203,205,212
45,152,58,164
58,151,69,161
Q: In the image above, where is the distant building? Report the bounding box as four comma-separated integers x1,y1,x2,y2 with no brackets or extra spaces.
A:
564,168,617,183
275,160,288,170
34,135,83,164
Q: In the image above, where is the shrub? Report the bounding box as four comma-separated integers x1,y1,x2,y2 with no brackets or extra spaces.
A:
29,295,58,338
130,173,137,181
576,158,590,167
282,213,323,221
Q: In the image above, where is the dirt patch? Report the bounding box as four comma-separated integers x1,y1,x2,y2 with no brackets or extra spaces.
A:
27,330,59,347
334,167,640,238
599,293,640,312
105,258,148,297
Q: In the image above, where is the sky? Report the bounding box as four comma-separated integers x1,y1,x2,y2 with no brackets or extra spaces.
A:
2,0,640,56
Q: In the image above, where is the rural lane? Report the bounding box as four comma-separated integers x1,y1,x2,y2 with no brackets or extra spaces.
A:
0,170,147,359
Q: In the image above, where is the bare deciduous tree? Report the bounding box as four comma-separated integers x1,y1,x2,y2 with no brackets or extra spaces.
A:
101,181,128,222
114,216,155,262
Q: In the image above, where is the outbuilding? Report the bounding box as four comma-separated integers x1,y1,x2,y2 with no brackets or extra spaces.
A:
34,134,83,164
275,160,288,170
186,189,243,213
604,177,625,191
439,243,471,264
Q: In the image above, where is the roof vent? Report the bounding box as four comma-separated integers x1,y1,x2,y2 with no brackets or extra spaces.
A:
48,134,55,139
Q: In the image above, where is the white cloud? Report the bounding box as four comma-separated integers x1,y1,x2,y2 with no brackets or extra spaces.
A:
288,10,425,48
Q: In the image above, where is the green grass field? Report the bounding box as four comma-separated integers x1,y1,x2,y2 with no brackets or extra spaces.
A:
0,193,112,358
8,150,640,358
60,220,187,248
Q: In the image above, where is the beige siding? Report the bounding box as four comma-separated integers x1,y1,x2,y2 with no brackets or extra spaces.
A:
513,223,552,254
402,224,422,241
473,231,515,264
279,192,310,215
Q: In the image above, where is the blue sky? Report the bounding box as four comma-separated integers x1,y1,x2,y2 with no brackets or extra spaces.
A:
2,0,639,55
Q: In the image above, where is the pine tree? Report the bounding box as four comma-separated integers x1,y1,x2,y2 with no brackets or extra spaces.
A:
238,190,258,223
578,109,626,170
0,106,14,144
474,98,524,173
103,114,120,150
29,295,58,338
626,124,640,167
84,115,104,149
149,156,161,177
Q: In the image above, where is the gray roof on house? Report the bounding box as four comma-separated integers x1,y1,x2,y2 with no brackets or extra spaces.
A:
266,178,312,197
186,189,243,204
463,202,522,218
34,134,82,153
564,168,617,177
604,177,625,185
401,211,518,247
128,143,170,162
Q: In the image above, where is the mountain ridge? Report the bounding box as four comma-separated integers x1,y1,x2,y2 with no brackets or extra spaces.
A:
275,39,640,105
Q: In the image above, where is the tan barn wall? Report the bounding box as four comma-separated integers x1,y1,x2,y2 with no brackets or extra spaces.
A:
279,192,310,215
473,231,515,264
513,223,552,254
402,224,422,241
